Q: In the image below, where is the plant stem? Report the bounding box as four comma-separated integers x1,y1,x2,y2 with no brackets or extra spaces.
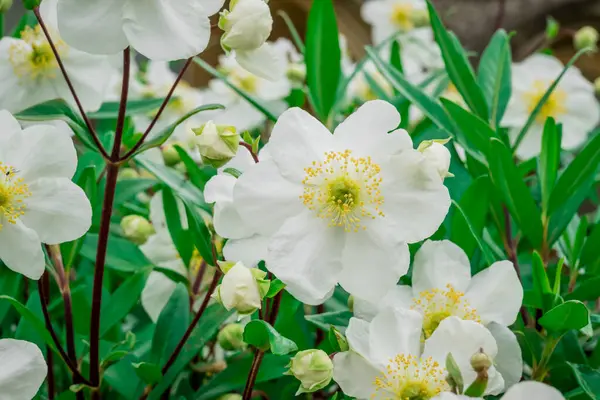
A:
239,141,260,163
42,273,56,400
532,336,562,381
122,58,193,160
89,48,131,391
33,7,110,161
315,304,325,345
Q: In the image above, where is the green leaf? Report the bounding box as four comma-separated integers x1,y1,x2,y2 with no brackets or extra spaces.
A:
567,363,600,399
243,320,298,355
266,279,286,298
539,300,592,336
566,276,600,302
151,283,190,365
581,223,600,271
487,138,544,248
539,118,562,212
130,103,223,157
531,251,556,312
100,271,149,337
305,310,352,332
114,179,158,207
81,233,152,272
277,10,305,53
174,145,216,191
512,48,591,151
0,295,57,353
305,0,341,122
427,1,488,120
193,57,277,122
451,200,495,265
87,98,168,120
477,30,512,126
162,187,193,267
132,362,162,385
184,200,214,263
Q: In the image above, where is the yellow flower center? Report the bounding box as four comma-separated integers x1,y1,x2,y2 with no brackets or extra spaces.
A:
301,150,384,232
9,25,66,81
522,80,567,122
229,70,258,94
411,284,480,339
373,354,450,399
0,163,31,231
390,3,415,31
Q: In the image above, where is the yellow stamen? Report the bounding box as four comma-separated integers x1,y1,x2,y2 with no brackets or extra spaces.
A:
522,80,567,122
390,3,415,31
0,163,31,231
9,25,67,81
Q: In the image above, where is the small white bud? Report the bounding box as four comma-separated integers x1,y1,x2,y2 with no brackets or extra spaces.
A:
470,350,493,373
161,143,182,166
418,140,453,180
286,349,333,395
118,168,140,180
219,0,273,52
120,215,155,245
193,121,240,168
410,9,430,28
217,323,246,351
574,26,599,50
213,262,267,317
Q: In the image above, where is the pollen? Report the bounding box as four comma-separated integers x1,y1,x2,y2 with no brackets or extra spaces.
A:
229,70,258,94
8,25,67,81
0,163,31,231
301,150,384,232
372,354,450,399
390,3,415,31
522,80,567,122
412,284,480,339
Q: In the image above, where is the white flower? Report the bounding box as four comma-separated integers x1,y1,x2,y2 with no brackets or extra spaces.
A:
361,0,428,43
418,140,452,179
55,0,224,61
0,339,47,400
194,121,240,168
332,308,507,399
503,53,600,159
220,0,272,51
0,110,91,279
0,0,114,113
204,147,269,266
433,381,565,400
214,261,266,316
232,100,450,304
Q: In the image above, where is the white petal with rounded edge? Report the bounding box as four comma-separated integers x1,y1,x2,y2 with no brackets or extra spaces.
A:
353,284,413,321
412,240,472,294
21,178,92,245
464,261,523,325
266,107,334,182
0,221,44,280
220,263,261,311
122,0,211,61
140,233,182,266
236,43,286,81
234,159,303,235
57,0,128,55
223,234,269,267
487,322,522,390
332,351,380,399
345,317,371,360
502,381,565,400
0,110,21,150
267,211,344,305
203,0,226,15
213,202,255,240
0,339,47,400
141,263,183,323
204,174,236,204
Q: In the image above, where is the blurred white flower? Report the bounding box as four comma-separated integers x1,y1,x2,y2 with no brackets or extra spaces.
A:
214,261,268,317
433,381,565,400
332,308,507,399
361,0,428,43
348,60,394,103
503,53,600,159
54,0,224,60
0,110,91,280
0,0,114,113
232,100,450,304
0,339,47,400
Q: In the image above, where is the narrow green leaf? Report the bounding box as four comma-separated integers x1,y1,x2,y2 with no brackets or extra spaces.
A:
451,200,495,265
277,10,305,53
566,276,600,302
539,300,592,336
581,223,600,271
162,187,193,267
183,200,214,263
539,118,562,211
487,138,544,248
305,0,341,121
243,320,298,355
174,145,216,191
114,179,158,207
132,362,162,385
151,283,190,365
305,310,353,332
0,295,57,353
266,279,286,298
87,98,168,120
100,271,149,337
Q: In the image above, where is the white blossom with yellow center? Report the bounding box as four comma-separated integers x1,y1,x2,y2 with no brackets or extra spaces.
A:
232,101,450,305
361,0,427,44
0,110,91,280
433,381,566,400
332,308,506,399
354,240,524,390
503,53,600,159
0,0,114,113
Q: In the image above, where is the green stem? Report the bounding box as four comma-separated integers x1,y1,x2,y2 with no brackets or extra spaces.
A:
532,335,562,381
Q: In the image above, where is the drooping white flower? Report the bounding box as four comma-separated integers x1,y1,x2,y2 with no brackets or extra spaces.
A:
332,308,507,399
361,0,428,44
0,339,47,400
0,110,92,279
503,53,600,159
204,146,269,267
433,381,565,400
0,0,114,113
232,100,450,304
54,0,224,61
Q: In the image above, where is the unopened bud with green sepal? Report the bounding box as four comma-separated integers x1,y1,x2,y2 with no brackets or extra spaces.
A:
574,26,599,50
213,262,269,318
285,349,333,395
418,138,453,180
219,0,272,52
217,324,247,351
120,215,155,245
194,121,239,168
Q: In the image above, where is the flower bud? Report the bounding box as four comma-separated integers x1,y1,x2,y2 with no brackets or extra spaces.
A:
217,323,246,351
418,139,453,179
161,143,182,166
118,168,140,180
347,295,354,313
0,0,13,13
213,262,268,317
120,215,155,245
595,77,600,95
286,349,333,395
574,26,599,50
470,350,493,373
410,9,430,28
219,0,273,51
193,121,240,168
217,395,242,400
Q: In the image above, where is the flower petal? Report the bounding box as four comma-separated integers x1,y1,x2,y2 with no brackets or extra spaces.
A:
0,339,47,399
0,221,44,280
204,174,236,204
203,0,226,15
353,284,413,321
223,234,269,267
464,261,523,325
0,110,21,149
267,211,344,305
141,259,186,323
56,0,128,55
236,42,286,81
332,351,380,399
21,178,92,245
345,317,371,360
502,381,564,400
122,0,211,61
140,233,181,265
487,322,522,390
412,240,472,294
